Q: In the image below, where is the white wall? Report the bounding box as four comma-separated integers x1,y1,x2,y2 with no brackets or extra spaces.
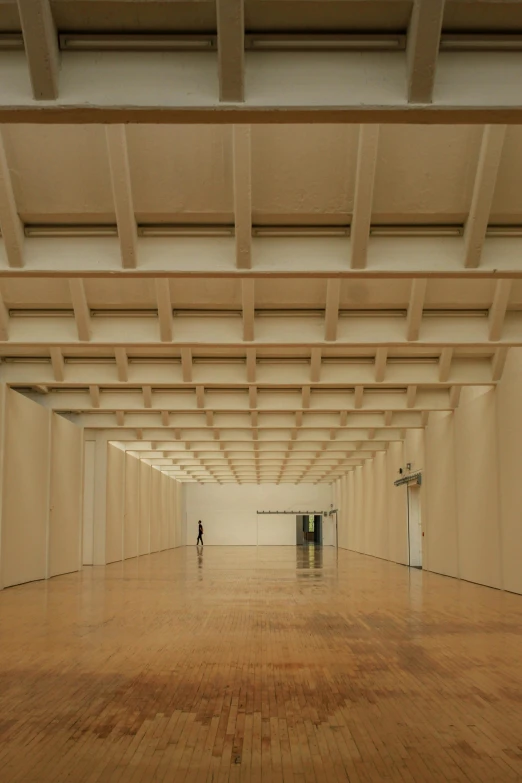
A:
335,349,522,596
105,445,184,563
185,483,333,545
0,388,84,589
48,413,83,578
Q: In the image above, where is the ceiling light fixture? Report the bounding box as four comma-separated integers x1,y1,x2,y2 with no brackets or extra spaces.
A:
24,225,118,238
253,226,350,238
440,34,522,52
370,225,463,237
486,225,522,237
139,225,234,238
59,34,217,52
0,34,24,50
245,34,405,51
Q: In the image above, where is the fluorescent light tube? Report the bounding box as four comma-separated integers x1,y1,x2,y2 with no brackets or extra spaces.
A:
370,225,463,237
24,225,118,238
486,225,522,237
138,225,234,238
245,34,405,52
253,226,350,237
60,34,217,52
440,35,522,52
0,34,24,50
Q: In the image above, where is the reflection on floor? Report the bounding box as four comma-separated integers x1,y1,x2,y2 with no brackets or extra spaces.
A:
1,546,522,782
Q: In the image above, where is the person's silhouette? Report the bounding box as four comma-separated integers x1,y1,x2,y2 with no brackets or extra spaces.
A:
196,520,204,546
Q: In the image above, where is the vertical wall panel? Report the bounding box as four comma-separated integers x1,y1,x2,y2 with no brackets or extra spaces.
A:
455,387,502,589
177,484,187,546
139,461,151,555
1,389,50,587
373,452,388,560
48,413,83,578
362,461,374,555
82,440,96,566
169,479,177,548
354,466,364,552
496,349,522,594
105,444,125,563
424,412,459,578
0,384,5,589
124,453,140,560
150,468,161,553
386,441,408,565
160,473,169,550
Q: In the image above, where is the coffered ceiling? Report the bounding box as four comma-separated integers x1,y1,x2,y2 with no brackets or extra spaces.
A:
0,0,521,482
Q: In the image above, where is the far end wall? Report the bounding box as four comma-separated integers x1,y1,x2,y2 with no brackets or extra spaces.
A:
185,483,334,545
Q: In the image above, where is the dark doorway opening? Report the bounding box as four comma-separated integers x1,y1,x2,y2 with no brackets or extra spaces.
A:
299,514,322,545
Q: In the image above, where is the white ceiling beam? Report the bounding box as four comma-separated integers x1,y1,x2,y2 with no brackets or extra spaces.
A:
6,238,522,278
2,51,522,124
17,0,60,100
143,385,152,408
116,410,125,427
105,125,138,269
384,411,393,427
350,124,380,269
368,429,376,440
354,386,364,409
489,279,512,341
438,347,453,382
0,356,505,390
115,348,128,382
233,125,251,269
89,385,100,408
491,347,509,382
340,411,348,427
242,279,255,342
155,279,173,342
180,348,192,383
217,0,244,102
374,348,387,382
0,291,9,341
0,133,24,269
249,386,257,408
161,411,170,426
207,411,215,427
406,278,427,341
406,0,445,104
324,279,341,341
68,279,91,342
49,347,64,382
136,428,143,440
464,125,507,269
302,386,310,409
196,386,205,409
406,385,417,408
310,348,322,383
449,386,461,409
246,347,256,383
421,411,430,427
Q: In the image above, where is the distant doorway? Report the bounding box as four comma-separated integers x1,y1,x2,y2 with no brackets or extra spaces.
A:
299,514,322,545
407,486,422,568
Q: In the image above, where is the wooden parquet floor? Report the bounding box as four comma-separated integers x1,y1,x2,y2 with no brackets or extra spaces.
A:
1,546,522,782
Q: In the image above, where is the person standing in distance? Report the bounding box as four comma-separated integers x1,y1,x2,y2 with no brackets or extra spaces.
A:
197,520,204,546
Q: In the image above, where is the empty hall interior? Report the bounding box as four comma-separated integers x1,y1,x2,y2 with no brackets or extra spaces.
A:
2,1,522,781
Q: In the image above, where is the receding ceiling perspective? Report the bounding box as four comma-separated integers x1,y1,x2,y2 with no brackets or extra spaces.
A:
1,0,521,483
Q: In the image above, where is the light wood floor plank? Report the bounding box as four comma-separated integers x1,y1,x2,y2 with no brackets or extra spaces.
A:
1,546,522,782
